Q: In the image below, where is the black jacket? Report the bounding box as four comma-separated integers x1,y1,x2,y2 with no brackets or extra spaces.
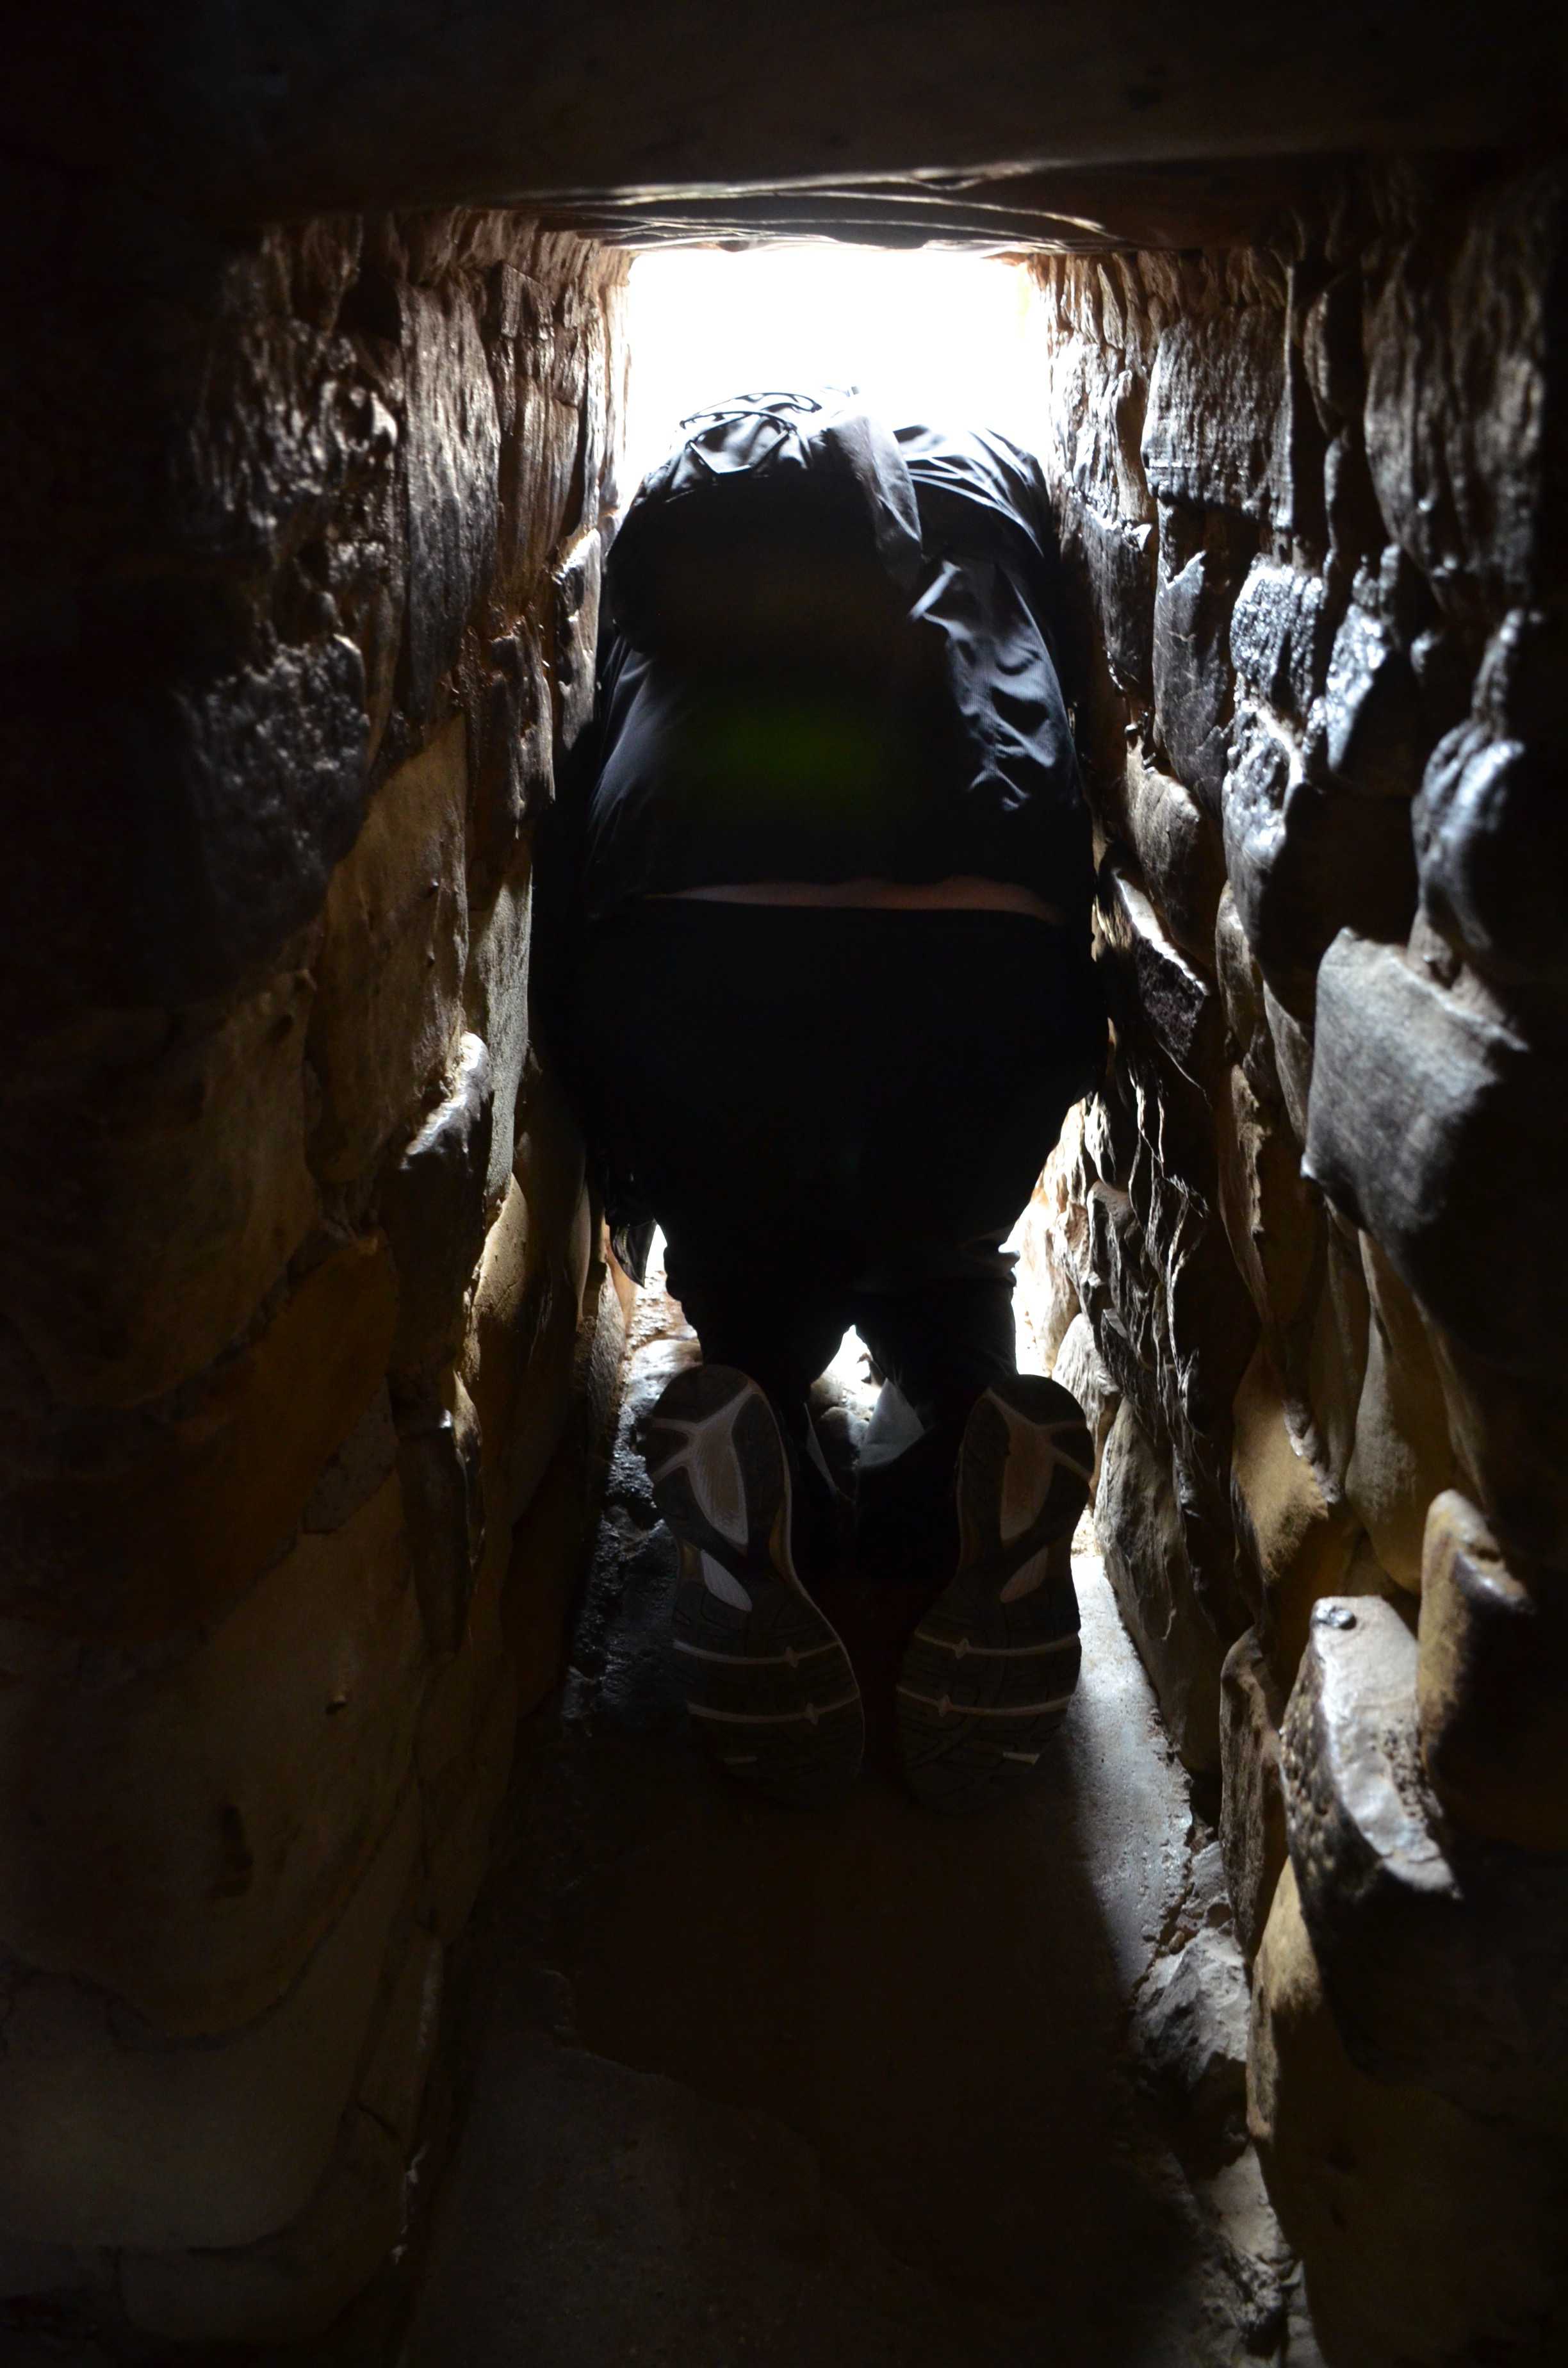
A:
533,393,1092,1269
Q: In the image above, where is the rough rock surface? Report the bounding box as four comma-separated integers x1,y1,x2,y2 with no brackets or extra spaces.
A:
1033,167,1568,2360
1281,1598,1568,2134
4,140,1565,2367
405,1267,1303,2367
1,202,628,2346
1306,931,1567,1376
380,1032,495,1373
1220,1629,1289,1970
1417,1490,1568,1853
1097,1398,1225,1775
1250,1862,1566,2368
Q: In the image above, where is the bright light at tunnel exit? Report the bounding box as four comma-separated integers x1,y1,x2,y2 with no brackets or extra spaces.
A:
620,244,1047,503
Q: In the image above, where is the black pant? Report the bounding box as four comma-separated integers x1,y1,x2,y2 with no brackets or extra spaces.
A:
571,901,1104,1440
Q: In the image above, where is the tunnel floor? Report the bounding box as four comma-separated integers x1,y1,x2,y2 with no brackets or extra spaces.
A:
404,1266,1323,2368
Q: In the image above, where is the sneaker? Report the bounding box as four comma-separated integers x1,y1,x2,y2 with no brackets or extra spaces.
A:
895,1374,1092,1812
646,1363,864,1809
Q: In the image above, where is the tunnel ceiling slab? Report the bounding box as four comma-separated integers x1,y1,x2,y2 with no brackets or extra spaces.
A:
11,0,1567,237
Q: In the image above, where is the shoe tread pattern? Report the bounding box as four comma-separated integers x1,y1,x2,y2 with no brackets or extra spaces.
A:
649,1364,863,1809
897,1374,1092,1813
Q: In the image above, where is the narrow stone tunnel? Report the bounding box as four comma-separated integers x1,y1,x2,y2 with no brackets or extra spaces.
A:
4,12,1567,2364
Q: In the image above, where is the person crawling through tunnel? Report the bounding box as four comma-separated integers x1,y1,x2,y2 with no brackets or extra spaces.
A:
535,389,1106,1812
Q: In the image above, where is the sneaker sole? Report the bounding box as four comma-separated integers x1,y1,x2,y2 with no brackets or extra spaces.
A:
896,1373,1092,1813
648,1364,863,1810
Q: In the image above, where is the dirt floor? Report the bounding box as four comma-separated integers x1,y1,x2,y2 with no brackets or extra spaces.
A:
404,1266,1324,2368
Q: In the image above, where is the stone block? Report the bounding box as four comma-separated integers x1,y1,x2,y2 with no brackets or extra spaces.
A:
397,1381,484,1659
505,1427,600,1718
1418,1491,1568,1854
119,2106,405,2346
0,1470,423,2035
551,527,602,752
1096,855,1221,1088
468,620,553,898
1,1233,398,1647
359,1923,444,2148
1301,272,1364,436
1281,1596,1568,2132
1365,161,1563,621
1428,1326,1568,1568
1229,562,1332,728
576,284,618,525
1472,600,1568,748
1081,1183,1155,1430
457,1146,591,1547
1414,717,1568,987
303,1383,398,1532
421,1657,519,1944
1221,709,1417,1022
1049,343,1152,527
1096,1398,1224,1774
149,630,374,989
1409,620,1474,748
459,1176,535,1504
1049,1313,1119,1496
1061,497,1155,694
1319,600,1421,798
84,635,371,1011
1158,1179,1260,1442
464,869,534,1211
1230,1345,1360,1685
1134,1921,1250,2134
416,1543,505,1803
1299,1212,1371,1499
487,1080,599,1515
1261,985,1311,1149
505,1260,626,1679
498,1183,594,1531
0,1789,418,2250
1142,306,1286,518
398,279,500,720
1321,428,1387,582
0,965,318,1408
1151,550,1237,810
1305,930,1568,1379
1115,749,1227,964
1213,886,1275,1099
1011,1191,1081,1372
1214,1060,1321,1348
310,716,471,1185
1249,1861,1566,2368
1344,1235,1453,1593
381,1032,494,1372
1220,1628,1289,1968
497,372,583,601
1277,280,1330,558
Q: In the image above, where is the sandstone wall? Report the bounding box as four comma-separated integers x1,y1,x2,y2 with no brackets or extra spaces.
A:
1025,158,1568,2362
1,202,628,2344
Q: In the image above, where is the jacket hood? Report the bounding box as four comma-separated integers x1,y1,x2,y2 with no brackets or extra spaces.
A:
605,389,926,653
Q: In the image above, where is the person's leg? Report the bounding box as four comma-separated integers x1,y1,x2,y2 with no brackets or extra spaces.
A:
821,911,1102,1807
644,1360,864,1808
571,900,863,1404
567,903,874,1803
662,1233,849,1420
834,909,1101,1558
850,1269,1022,1584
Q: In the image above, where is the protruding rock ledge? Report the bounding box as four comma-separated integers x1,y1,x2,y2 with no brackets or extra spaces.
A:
1417,1491,1568,1855
1281,1596,1568,2134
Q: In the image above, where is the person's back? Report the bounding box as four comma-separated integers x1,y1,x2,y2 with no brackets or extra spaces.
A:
561,392,1093,935
537,391,1104,1813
